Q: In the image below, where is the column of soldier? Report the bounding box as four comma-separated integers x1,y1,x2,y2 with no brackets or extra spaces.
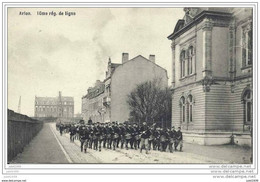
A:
56,121,183,154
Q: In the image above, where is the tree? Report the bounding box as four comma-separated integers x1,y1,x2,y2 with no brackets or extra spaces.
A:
127,78,172,128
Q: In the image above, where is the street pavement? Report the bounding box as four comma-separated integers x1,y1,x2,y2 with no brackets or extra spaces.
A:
10,123,252,164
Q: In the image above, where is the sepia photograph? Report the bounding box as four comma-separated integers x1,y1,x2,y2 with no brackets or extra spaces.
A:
1,2,258,180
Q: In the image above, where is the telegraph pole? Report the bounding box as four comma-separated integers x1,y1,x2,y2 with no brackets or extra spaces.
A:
18,96,21,113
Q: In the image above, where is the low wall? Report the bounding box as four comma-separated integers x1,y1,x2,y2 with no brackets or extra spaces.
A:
183,131,252,146
8,109,43,163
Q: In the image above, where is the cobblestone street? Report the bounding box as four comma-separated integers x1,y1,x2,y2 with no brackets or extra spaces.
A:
10,123,252,164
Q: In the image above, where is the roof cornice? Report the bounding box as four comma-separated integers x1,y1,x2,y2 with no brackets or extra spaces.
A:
167,11,232,40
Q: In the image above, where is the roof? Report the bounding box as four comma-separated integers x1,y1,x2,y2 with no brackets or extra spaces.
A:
35,96,74,105
168,10,232,40
111,63,121,68
113,55,169,79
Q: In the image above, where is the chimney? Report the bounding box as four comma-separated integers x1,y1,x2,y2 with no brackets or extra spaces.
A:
59,91,62,97
149,55,155,63
122,53,129,63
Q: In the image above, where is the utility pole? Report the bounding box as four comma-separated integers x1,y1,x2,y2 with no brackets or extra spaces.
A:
18,96,21,113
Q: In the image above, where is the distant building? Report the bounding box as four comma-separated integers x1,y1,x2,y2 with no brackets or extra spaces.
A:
82,53,168,123
168,8,252,145
35,91,74,118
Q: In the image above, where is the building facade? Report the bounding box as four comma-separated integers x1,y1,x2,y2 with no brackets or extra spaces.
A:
82,53,168,123
168,8,253,145
35,91,74,118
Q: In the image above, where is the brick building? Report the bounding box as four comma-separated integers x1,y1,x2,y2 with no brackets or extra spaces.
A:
82,54,168,123
35,91,74,118
168,8,253,145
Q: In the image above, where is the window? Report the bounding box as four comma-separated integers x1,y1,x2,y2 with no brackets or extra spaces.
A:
188,46,194,75
243,90,252,124
180,51,186,77
180,97,185,122
242,23,252,67
187,95,193,122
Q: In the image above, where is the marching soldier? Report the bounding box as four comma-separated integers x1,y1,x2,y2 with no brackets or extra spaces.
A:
83,125,90,153
112,122,119,150
159,128,169,152
148,124,156,150
107,123,113,149
59,123,64,136
93,123,99,151
168,126,177,153
152,127,161,150
102,123,108,148
125,124,132,150
139,122,151,154
175,127,183,152
88,124,94,149
69,124,76,142
133,124,141,150
118,123,126,149
79,125,86,152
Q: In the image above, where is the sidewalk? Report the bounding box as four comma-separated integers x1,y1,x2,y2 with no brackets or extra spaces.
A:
11,123,69,164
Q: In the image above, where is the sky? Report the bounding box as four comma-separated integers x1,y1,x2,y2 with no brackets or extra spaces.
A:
7,7,184,116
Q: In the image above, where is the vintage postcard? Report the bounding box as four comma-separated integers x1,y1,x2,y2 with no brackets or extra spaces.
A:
1,2,258,182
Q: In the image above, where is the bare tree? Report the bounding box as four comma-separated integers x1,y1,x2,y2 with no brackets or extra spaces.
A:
127,78,172,127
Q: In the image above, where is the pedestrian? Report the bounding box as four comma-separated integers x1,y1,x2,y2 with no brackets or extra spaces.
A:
175,127,183,152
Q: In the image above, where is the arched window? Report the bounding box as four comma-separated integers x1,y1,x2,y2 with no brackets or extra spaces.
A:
188,46,194,75
187,95,193,122
242,23,252,67
180,51,186,78
180,97,185,123
243,90,252,124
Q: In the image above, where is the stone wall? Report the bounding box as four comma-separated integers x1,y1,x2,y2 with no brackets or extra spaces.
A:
8,109,43,163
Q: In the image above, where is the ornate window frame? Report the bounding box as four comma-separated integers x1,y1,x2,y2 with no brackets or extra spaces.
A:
241,21,253,68
241,88,253,125
179,96,186,123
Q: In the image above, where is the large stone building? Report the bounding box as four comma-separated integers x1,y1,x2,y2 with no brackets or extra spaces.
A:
168,8,253,145
35,91,74,118
82,53,168,123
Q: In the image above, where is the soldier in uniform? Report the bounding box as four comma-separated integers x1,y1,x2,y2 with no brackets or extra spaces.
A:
129,124,136,149
152,127,161,150
88,124,94,149
139,122,151,154
92,123,99,151
97,123,104,152
168,126,177,153
79,125,86,152
159,128,169,152
133,124,141,150
107,123,113,149
119,123,126,149
148,124,156,150
59,123,64,136
175,127,183,152
69,124,76,142
125,124,132,150
102,123,108,148
112,122,119,150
